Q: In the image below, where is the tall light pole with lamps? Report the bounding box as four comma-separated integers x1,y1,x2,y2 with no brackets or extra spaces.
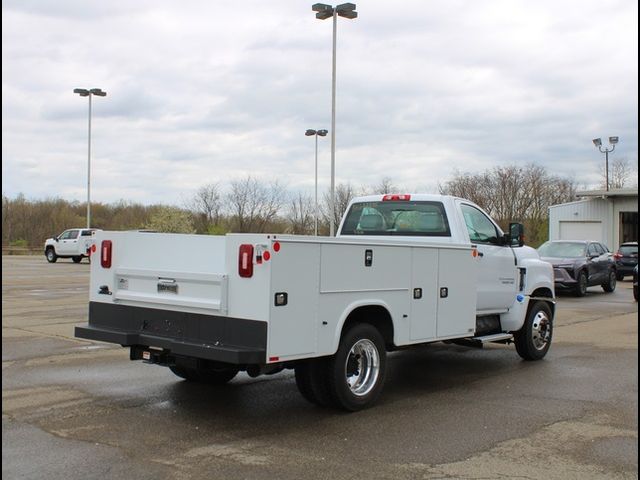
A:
305,128,328,235
312,2,357,236
74,88,107,228
592,136,618,192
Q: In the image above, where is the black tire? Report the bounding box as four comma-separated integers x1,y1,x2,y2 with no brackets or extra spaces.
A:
602,270,617,293
72,256,82,263
326,323,387,411
294,362,316,404
294,358,334,407
45,248,57,263
574,271,588,297
616,272,625,281
633,285,638,302
169,365,238,385
169,366,199,381
514,301,553,361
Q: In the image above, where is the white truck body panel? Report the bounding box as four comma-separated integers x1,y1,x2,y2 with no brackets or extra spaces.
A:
89,231,477,362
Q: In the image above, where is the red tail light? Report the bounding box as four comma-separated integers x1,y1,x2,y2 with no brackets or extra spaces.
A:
613,253,622,260
101,240,112,268
382,194,411,201
238,244,254,278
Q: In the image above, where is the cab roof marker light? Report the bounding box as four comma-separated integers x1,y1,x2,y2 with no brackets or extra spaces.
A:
382,194,411,201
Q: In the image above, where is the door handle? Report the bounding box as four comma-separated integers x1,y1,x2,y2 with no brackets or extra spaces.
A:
477,251,484,257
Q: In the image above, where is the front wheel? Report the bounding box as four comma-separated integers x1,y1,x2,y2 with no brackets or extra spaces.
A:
574,271,588,297
602,270,617,293
45,248,57,263
616,272,625,281
514,301,553,361
326,323,387,411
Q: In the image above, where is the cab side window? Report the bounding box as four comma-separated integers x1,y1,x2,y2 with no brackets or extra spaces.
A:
460,204,499,244
588,244,600,257
67,230,79,240
59,230,71,240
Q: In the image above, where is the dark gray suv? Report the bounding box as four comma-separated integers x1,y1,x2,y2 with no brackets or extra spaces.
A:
614,241,638,280
538,240,617,297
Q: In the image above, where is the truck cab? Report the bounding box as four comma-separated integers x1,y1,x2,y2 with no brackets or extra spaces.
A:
338,194,554,318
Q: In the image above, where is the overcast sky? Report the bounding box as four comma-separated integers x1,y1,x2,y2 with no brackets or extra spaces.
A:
2,0,638,206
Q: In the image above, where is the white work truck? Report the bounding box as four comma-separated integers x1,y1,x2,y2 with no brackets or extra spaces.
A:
44,228,99,263
76,194,555,410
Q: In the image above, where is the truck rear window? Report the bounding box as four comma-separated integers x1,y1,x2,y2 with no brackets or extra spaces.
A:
340,201,451,236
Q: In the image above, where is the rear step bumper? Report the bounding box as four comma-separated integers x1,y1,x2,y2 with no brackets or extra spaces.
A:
75,302,267,365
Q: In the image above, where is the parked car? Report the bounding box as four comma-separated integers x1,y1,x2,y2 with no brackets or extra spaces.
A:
614,241,638,280
538,240,617,297
633,265,638,302
44,228,99,263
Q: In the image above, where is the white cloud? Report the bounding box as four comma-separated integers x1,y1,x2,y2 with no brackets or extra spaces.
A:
2,0,637,204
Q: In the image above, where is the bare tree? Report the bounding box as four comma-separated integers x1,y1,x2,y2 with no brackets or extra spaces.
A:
367,176,397,195
188,183,222,233
321,182,358,233
599,157,636,189
192,183,221,222
439,164,577,246
286,193,315,234
227,176,286,233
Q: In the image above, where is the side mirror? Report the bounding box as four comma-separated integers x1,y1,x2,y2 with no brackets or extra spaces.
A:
54,236,59,242
509,223,525,247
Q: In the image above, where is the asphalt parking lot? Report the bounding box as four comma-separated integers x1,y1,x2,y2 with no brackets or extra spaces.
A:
2,255,638,480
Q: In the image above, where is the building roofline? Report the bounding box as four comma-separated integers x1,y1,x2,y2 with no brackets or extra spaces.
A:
576,188,638,198
549,198,591,209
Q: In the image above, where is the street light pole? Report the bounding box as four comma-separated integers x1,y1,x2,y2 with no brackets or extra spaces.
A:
306,129,328,235
312,2,357,236
592,136,619,191
74,88,107,228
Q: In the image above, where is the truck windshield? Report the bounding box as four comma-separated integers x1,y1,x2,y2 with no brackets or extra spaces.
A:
340,201,451,236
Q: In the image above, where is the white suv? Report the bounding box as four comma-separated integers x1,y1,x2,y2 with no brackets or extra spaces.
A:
44,228,100,263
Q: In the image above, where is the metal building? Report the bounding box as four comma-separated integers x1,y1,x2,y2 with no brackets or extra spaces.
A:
548,189,638,251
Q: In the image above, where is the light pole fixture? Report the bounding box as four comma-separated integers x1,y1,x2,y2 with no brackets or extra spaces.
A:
312,2,357,236
306,128,329,236
592,136,619,191
74,87,107,228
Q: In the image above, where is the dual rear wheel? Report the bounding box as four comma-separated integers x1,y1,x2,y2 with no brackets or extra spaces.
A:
295,323,387,411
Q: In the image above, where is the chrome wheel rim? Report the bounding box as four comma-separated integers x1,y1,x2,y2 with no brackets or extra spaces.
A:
531,310,551,351
47,251,54,261
609,272,616,289
344,339,380,396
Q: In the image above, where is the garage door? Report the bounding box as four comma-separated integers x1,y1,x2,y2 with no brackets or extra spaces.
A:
559,221,602,242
